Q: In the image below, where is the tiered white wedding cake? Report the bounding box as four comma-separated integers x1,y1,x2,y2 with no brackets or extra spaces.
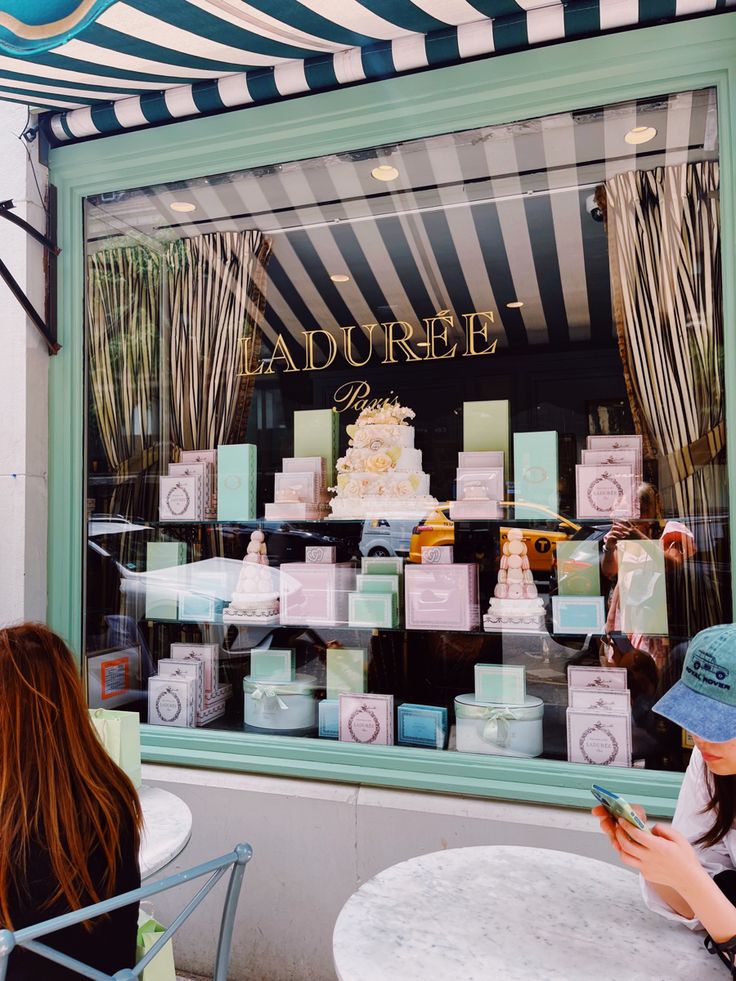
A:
329,403,438,519
484,528,545,632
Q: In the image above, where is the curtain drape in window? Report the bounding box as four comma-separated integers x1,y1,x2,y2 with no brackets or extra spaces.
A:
606,161,726,632
86,246,160,518
166,230,271,451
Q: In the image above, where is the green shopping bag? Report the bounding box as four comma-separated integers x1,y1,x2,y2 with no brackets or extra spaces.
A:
136,908,176,981
89,708,142,788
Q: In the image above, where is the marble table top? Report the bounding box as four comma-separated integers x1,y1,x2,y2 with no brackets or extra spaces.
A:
333,845,724,981
139,785,192,880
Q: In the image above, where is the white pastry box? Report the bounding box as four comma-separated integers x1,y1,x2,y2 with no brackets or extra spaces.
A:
454,693,544,758
243,673,320,734
279,562,356,626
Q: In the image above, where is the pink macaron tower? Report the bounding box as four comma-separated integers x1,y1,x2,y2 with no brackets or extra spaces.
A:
484,529,546,632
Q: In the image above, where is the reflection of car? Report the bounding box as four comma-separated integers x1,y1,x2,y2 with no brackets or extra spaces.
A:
409,506,454,563
86,515,362,625
409,501,580,570
360,519,415,557
499,502,580,574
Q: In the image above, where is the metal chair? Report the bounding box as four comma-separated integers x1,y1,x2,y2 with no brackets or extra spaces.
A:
0,842,252,981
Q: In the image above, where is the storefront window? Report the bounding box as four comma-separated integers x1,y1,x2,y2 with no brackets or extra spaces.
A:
83,86,728,774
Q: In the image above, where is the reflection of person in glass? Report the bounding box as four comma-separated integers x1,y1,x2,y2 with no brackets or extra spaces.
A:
601,482,695,674
594,626,736,971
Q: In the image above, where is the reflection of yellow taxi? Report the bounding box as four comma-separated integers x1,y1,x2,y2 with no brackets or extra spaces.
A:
409,501,580,572
409,506,454,563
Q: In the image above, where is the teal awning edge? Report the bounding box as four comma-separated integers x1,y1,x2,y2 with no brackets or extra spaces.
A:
39,4,735,148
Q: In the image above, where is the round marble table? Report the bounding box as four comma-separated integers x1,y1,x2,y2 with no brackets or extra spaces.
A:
333,845,724,981
139,785,193,880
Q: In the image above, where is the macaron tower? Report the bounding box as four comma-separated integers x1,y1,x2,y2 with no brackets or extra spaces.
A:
223,530,280,623
483,528,546,632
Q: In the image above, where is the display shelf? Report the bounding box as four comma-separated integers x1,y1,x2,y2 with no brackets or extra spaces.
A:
143,616,572,640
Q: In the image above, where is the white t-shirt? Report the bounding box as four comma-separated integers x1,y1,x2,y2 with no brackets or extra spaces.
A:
642,747,735,930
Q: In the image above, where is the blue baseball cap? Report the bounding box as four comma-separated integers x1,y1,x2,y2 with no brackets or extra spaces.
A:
653,624,736,742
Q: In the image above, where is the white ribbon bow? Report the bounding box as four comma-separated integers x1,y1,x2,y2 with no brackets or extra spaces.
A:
251,685,288,711
481,707,522,747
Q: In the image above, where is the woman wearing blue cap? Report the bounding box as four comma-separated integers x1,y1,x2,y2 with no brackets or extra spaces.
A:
595,624,736,972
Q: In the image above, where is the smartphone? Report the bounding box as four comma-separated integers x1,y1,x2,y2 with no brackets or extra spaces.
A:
591,784,649,832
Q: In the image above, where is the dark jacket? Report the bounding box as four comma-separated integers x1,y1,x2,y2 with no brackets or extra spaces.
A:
5,816,140,980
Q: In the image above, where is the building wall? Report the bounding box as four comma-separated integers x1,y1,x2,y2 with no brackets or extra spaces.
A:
144,764,619,981
0,102,48,627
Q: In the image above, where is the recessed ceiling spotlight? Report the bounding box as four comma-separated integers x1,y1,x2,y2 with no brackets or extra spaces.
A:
371,164,399,182
506,300,524,309
624,126,657,146
330,274,350,283
169,201,196,213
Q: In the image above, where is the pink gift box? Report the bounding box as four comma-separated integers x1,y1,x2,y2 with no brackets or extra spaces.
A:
274,471,321,504
282,456,325,475
339,693,394,745
280,562,357,625
404,564,480,631
449,500,501,520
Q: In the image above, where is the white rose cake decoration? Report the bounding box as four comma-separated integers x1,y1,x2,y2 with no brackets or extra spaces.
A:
329,403,438,519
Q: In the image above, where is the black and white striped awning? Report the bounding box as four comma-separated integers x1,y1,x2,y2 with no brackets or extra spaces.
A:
0,1,731,145
85,87,718,350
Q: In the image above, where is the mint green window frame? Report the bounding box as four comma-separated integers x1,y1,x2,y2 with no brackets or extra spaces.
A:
48,15,736,817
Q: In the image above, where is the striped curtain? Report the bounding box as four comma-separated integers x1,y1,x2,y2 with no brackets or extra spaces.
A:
166,231,271,451
87,246,160,518
606,161,725,632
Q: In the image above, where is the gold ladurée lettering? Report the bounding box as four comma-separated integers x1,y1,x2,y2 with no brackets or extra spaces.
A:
420,310,458,360
462,311,497,357
303,330,337,371
263,333,299,373
239,336,265,376
381,321,421,364
340,324,375,368
238,310,498,375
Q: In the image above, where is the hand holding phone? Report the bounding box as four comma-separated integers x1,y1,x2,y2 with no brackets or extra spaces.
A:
591,784,650,833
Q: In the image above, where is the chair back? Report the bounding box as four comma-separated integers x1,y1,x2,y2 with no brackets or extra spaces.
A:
0,842,252,981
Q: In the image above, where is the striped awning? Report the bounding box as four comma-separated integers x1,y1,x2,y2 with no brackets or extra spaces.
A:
0,1,732,145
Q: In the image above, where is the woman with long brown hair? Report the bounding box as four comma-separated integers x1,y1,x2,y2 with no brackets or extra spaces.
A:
0,623,142,980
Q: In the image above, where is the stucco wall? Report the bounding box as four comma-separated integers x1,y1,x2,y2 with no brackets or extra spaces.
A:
0,102,48,627
144,764,618,981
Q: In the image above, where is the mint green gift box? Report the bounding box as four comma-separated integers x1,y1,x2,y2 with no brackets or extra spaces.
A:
217,443,257,521
513,431,558,518
251,648,296,683
356,573,400,596
361,556,404,576
294,408,339,485
145,541,186,620
557,540,601,597
348,592,398,628
463,400,509,480
326,647,367,698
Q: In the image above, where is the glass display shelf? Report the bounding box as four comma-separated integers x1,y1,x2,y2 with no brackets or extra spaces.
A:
142,616,581,641
136,517,591,528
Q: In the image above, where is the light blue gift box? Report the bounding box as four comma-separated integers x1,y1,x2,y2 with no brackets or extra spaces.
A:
217,443,257,521
318,699,339,739
397,703,448,749
513,431,558,518
179,592,225,623
551,596,606,635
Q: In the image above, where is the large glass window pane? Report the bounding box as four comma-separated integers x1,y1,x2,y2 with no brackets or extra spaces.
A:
83,86,728,775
